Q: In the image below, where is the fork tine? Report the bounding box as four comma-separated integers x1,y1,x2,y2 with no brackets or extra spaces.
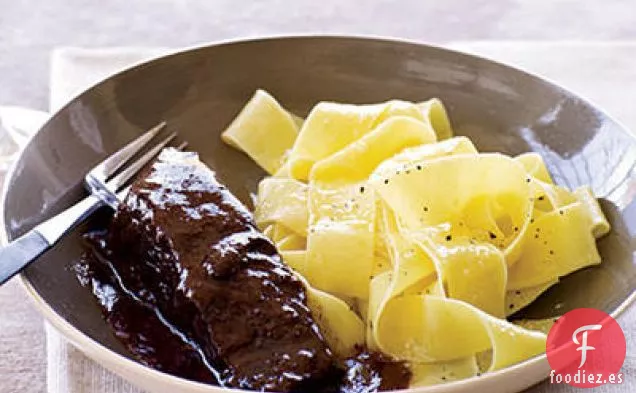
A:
91,121,167,181
107,131,177,191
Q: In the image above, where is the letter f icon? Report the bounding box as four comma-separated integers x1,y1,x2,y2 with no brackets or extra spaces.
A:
572,324,602,368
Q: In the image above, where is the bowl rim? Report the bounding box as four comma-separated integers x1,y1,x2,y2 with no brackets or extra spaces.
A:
2,33,635,392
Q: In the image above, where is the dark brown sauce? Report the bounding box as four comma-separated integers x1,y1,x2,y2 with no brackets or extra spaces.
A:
77,230,411,392
75,149,411,392
343,351,413,393
75,237,220,384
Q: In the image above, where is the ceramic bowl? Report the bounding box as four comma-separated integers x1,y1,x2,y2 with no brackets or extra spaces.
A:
3,36,635,393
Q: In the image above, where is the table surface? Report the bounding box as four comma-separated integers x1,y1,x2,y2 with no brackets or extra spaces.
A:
2,1,636,392
4,0,636,111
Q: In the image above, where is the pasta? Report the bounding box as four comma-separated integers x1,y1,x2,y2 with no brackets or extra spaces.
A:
255,178,309,236
221,90,611,386
221,89,300,174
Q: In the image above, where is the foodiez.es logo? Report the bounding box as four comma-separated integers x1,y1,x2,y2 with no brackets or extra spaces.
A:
546,308,626,388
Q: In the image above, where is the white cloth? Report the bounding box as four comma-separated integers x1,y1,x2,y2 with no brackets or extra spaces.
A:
41,42,636,393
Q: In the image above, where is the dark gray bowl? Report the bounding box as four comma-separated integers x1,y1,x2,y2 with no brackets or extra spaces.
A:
3,36,635,393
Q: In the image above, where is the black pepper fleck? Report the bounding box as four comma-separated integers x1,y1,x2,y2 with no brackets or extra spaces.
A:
416,165,422,170
359,186,365,193
538,196,545,201
384,179,389,184
489,232,497,240
445,235,452,241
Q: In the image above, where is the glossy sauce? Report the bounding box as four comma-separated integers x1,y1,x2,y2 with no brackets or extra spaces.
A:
76,239,220,383
78,229,411,392
76,149,411,392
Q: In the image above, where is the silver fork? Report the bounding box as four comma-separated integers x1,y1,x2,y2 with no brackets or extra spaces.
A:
0,122,179,285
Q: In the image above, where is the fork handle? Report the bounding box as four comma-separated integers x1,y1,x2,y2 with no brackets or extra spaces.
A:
0,194,105,286
0,230,49,285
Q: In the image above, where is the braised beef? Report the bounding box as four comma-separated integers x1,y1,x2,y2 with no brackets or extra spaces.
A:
100,149,334,391
77,148,412,392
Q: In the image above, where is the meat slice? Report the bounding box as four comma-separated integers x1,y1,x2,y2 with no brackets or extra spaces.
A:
107,148,335,391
